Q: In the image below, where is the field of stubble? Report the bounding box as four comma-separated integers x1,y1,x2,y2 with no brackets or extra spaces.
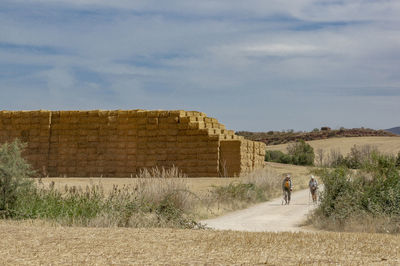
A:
0,220,398,265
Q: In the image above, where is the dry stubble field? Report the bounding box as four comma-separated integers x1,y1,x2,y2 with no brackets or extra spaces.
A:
1,220,399,265
37,162,312,195
266,136,400,157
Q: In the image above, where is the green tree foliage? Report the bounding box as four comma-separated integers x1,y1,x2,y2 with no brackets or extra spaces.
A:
265,150,292,164
265,140,314,166
0,140,34,216
287,140,315,166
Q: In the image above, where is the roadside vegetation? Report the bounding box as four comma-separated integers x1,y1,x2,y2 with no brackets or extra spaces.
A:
310,150,400,233
0,140,284,229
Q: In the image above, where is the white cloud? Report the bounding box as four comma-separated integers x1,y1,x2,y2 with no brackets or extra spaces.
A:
1,0,400,130
243,44,321,56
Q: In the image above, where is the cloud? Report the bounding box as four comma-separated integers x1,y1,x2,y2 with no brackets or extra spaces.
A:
0,0,399,131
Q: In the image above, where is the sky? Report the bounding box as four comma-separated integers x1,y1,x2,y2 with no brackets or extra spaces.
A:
1,0,399,132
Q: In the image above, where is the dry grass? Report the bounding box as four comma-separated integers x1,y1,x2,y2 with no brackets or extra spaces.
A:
37,163,311,194
0,219,399,265
35,164,313,221
267,136,400,157
37,177,238,195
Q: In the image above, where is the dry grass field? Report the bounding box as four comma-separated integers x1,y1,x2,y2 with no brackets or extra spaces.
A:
266,136,400,156
0,220,399,265
37,162,312,197
37,176,238,195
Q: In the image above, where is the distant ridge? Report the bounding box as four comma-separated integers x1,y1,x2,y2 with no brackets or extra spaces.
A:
237,127,396,146
385,127,400,135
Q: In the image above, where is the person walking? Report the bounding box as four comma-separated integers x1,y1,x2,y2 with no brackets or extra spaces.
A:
309,175,318,203
282,174,292,205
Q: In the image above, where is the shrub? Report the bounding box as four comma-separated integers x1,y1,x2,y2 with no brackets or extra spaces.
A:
5,165,201,229
265,150,291,163
312,152,400,233
210,167,281,211
0,140,34,217
287,140,315,166
265,140,314,166
328,145,378,169
396,151,400,168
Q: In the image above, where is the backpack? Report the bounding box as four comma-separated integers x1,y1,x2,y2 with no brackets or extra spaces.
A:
284,180,290,189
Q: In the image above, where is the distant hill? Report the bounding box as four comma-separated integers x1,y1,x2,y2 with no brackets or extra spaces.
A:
386,127,400,135
237,127,397,146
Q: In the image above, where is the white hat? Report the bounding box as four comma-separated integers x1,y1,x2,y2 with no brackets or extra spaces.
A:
310,175,315,179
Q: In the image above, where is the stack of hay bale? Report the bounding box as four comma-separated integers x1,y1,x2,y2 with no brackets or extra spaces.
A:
0,110,51,174
0,110,266,177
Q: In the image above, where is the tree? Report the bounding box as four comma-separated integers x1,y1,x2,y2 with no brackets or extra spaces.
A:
287,140,315,166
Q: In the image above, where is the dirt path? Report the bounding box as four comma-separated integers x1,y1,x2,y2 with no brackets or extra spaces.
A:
201,188,318,232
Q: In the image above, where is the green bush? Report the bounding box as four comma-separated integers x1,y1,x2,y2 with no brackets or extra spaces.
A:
329,145,377,169
287,140,315,166
265,150,291,164
313,152,400,233
396,151,400,168
0,140,34,217
265,140,314,166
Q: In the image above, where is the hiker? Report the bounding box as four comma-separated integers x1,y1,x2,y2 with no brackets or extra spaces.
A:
309,175,318,203
282,174,292,205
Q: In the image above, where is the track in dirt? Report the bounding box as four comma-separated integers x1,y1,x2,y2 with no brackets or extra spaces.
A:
202,188,318,232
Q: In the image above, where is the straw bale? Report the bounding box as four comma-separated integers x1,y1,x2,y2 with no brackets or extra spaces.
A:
198,153,218,160
135,111,148,118
169,110,186,117
146,127,158,134
158,117,169,124
178,123,189,130
143,161,156,168
147,111,160,118
156,111,169,118
167,116,179,123
187,122,200,130
126,142,137,150
204,117,212,123
147,117,158,124
204,123,213,129
180,116,197,123
98,110,109,119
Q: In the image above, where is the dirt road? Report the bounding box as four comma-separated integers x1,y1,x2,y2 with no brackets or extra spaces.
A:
202,188,318,232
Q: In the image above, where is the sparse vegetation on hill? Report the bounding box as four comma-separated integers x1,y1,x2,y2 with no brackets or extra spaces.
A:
237,127,395,145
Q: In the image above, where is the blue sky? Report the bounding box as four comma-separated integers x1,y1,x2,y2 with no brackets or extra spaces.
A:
1,0,399,131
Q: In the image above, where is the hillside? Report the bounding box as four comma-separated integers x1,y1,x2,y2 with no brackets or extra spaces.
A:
386,127,400,135
266,136,400,158
237,127,396,145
